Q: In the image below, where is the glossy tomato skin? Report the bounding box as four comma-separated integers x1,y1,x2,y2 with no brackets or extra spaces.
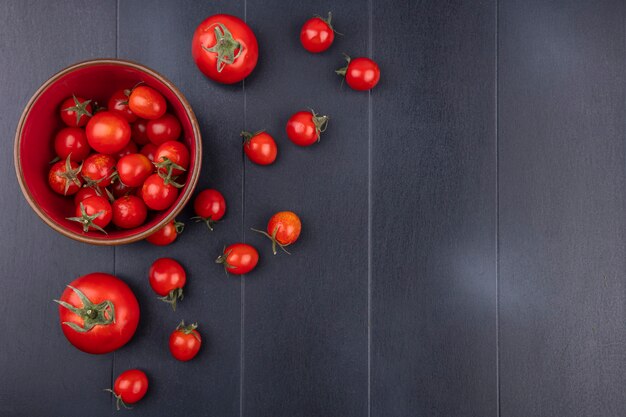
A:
243,132,277,165
300,15,335,53
56,273,139,354
112,195,147,229
54,127,91,162
149,258,186,296
155,141,190,176
147,114,181,145
86,111,131,154
146,220,182,246
113,369,148,405
114,141,138,160
140,143,158,162
74,187,99,205
268,211,302,245
60,96,92,127
169,323,201,361
194,189,226,221
286,111,326,146
141,174,179,210
82,153,116,187
217,243,259,275
131,119,151,145
48,159,82,195
117,154,153,187
344,57,380,91
108,89,137,123
76,195,113,230
192,14,259,84
128,86,166,120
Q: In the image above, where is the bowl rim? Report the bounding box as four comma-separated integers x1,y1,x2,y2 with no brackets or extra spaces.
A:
14,58,202,246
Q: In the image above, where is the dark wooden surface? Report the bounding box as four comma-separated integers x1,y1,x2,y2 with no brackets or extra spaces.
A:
0,1,624,416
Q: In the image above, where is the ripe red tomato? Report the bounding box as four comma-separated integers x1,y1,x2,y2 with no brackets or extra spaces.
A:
117,154,153,187
169,321,201,361
107,369,148,410
300,12,336,53
54,272,139,354
242,131,277,165
146,114,181,145
253,211,302,255
154,141,189,182
108,89,137,123
286,110,329,146
192,14,259,84
336,56,380,91
192,189,226,230
86,111,131,155
60,95,92,127
112,195,147,229
54,127,91,162
131,119,151,145
48,156,82,195
149,258,186,310
216,243,259,275
146,220,184,246
114,141,138,160
68,195,112,233
128,86,166,120
82,153,116,187
141,174,179,210
140,143,158,162
74,187,100,205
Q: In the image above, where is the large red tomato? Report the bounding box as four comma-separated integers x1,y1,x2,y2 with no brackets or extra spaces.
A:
192,14,259,84
55,273,140,354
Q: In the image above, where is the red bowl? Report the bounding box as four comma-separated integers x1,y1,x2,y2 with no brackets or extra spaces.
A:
14,59,202,245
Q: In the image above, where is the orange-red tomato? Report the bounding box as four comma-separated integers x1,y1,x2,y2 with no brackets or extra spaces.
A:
128,86,166,120
253,211,302,255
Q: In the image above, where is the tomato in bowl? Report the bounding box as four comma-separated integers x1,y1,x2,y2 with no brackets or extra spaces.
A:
14,59,202,245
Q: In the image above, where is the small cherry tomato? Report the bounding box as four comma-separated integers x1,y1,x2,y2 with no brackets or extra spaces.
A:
117,154,153,187
140,143,158,162
252,211,302,255
149,258,186,310
74,186,100,205
128,86,166,120
60,95,92,127
131,119,151,145
286,110,329,146
85,111,131,155
147,114,181,145
154,141,189,183
82,153,116,187
300,12,336,53
109,180,134,198
216,243,259,275
112,195,147,229
146,220,184,246
141,174,179,210
48,156,82,195
114,141,138,160
169,321,201,361
107,369,148,410
192,189,226,230
108,89,137,123
68,195,112,233
242,131,277,165
54,127,91,162
336,55,380,91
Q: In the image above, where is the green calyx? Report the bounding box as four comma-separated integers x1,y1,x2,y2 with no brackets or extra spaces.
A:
251,226,291,255
176,320,201,342
66,202,107,234
63,94,92,125
158,287,184,311
54,285,115,333
334,53,351,77
154,157,186,188
202,23,243,73
215,248,235,274
58,155,83,195
240,130,265,146
174,220,185,234
104,389,132,411
309,108,329,141
191,215,218,231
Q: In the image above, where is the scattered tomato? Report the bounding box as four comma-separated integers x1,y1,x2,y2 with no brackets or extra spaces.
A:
336,55,380,91
68,195,112,233
147,114,181,145
112,195,147,229
82,153,116,187
85,111,131,155
149,258,186,310
146,219,184,246
48,156,82,196
141,174,179,210
131,119,151,145
60,95,92,127
128,85,166,120
216,243,259,275
286,110,329,146
192,189,226,230
169,321,201,361
300,12,336,53
242,131,277,165
252,211,302,255
108,89,137,123
106,369,148,410
54,127,91,162
117,154,153,187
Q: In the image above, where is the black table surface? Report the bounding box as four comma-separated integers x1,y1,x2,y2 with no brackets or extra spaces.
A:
1,1,624,416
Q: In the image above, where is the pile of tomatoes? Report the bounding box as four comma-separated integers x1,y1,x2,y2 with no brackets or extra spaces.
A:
49,85,190,233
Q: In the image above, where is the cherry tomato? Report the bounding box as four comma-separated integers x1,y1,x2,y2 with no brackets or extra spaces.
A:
54,127,91,162
252,211,302,255
146,220,184,246
141,174,179,210
216,243,259,275
114,141,138,160
48,156,82,195
154,141,189,181
192,14,259,84
108,89,137,123
140,143,158,162
192,189,226,230
55,272,139,354
300,12,336,53
169,321,201,361
131,119,151,145
117,154,153,187
86,111,131,155
147,114,181,145
112,195,147,229
336,55,380,91
74,186,100,205
109,180,134,199
107,369,148,410
60,95,92,127
82,153,116,187
149,258,186,310
242,131,277,165
128,86,166,120
286,110,329,146
68,195,112,233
